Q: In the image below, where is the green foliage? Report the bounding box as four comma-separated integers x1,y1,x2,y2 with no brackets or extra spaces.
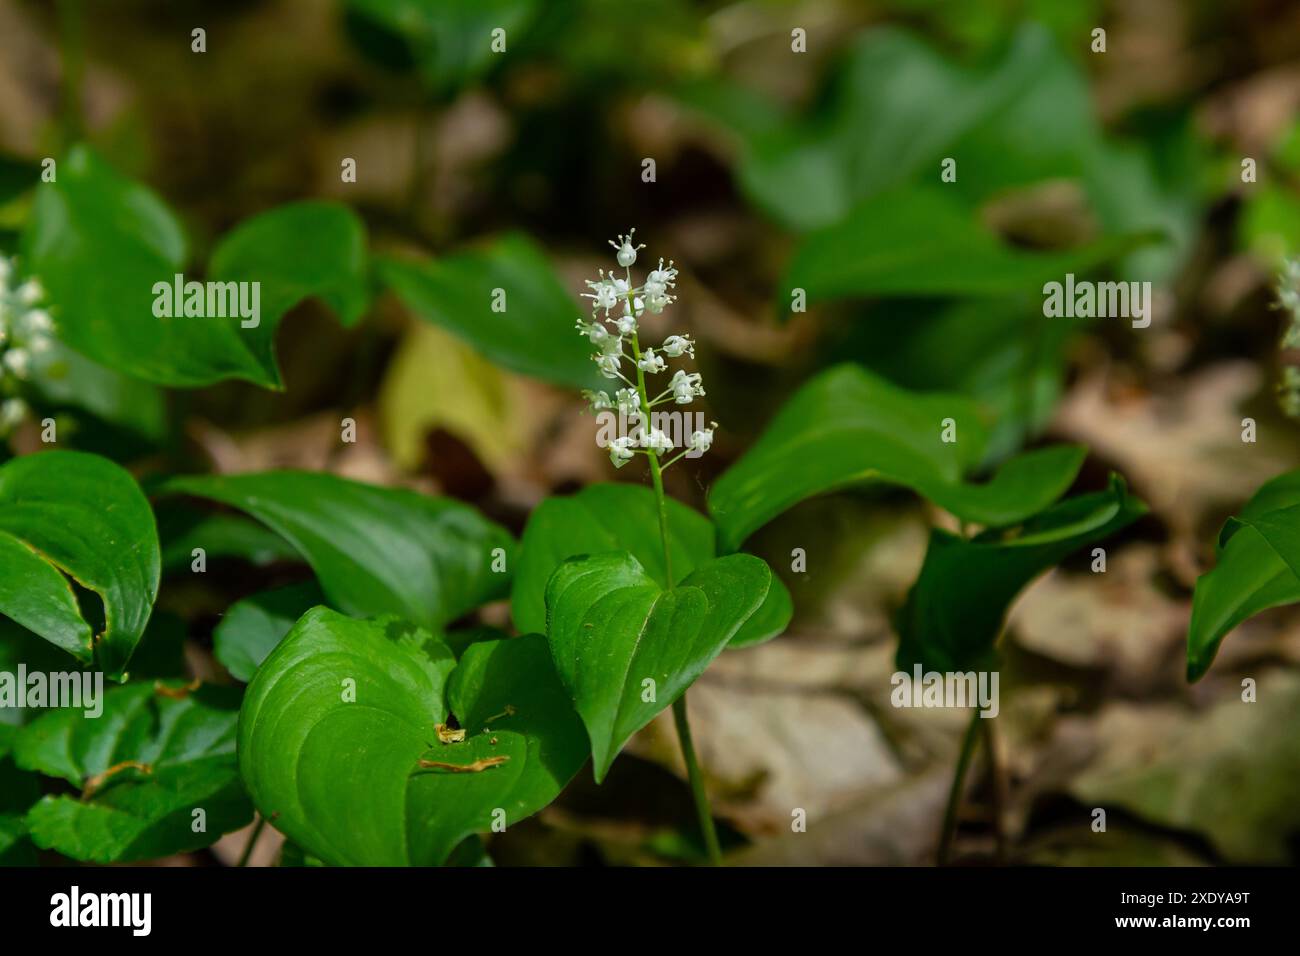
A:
378,234,604,390
897,475,1146,672
544,551,772,782
24,147,369,389
1188,470,1300,681
238,607,585,866
708,364,1086,550
13,682,251,862
163,471,513,630
512,483,791,647
214,581,325,682
0,451,159,679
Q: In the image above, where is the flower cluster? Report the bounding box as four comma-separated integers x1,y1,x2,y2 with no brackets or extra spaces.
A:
0,255,53,436
578,230,716,469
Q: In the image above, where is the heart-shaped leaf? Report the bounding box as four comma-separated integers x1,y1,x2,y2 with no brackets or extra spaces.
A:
0,451,160,679
511,483,791,647
208,200,370,387
545,551,772,782
708,364,1086,551
238,607,587,865
13,681,251,862
1187,469,1300,681
377,233,605,391
161,471,513,630
897,475,1146,672
22,146,268,387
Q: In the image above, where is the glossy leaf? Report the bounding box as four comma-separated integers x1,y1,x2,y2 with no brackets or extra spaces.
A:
162,471,513,629
708,364,1086,550
238,607,586,865
545,551,772,781
208,200,370,387
13,682,251,862
378,234,604,390
1187,470,1300,681
22,146,268,387
0,451,160,679
511,483,791,647
896,476,1146,672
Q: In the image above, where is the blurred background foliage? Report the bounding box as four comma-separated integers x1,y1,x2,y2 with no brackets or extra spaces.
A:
2,0,1300,865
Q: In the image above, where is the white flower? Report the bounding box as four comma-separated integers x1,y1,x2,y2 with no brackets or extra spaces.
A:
615,388,641,415
615,311,638,336
0,397,24,432
669,369,704,404
595,352,623,379
582,389,612,411
609,435,636,468
610,229,645,268
23,309,53,335
661,334,694,358
584,278,619,313
3,348,30,378
689,425,716,454
638,348,665,374
16,279,42,306
645,293,672,314
646,259,677,290
643,428,674,454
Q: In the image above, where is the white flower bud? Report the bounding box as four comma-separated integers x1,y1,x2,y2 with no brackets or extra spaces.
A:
689,425,715,454
595,352,623,379
638,348,665,373
3,348,30,378
610,230,644,268
582,389,613,411
643,428,674,453
661,335,694,358
609,436,636,467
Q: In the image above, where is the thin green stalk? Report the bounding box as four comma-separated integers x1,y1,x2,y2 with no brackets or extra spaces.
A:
628,318,721,866
937,708,981,865
237,815,266,867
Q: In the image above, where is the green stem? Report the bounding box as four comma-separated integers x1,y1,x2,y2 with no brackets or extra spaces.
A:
628,317,720,865
937,708,981,865
237,815,266,867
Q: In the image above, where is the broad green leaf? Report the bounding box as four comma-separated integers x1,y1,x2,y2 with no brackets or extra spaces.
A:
896,475,1146,672
238,607,586,865
545,551,771,781
162,470,513,629
0,748,39,865
708,364,1086,551
208,200,370,387
13,682,251,862
22,146,268,387
346,0,538,90
378,234,604,390
1187,470,1300,681
0,451,160,679
784,185,1147,303
511,483,791,647
214,581,325,682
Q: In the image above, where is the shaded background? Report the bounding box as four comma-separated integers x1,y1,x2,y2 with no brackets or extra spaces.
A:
1,0,1299,865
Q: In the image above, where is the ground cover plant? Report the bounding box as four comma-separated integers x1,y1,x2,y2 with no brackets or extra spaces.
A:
0,0,1298,871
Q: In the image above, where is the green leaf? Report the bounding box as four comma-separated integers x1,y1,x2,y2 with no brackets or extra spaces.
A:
708,364,1086,551
157,508,301,574
214,581,325,682
511,483,791,647
22,146,268,387
378,233,604,390
545,551,771,782
13,682,252,862
28,339,167,443
0,749,39,865
162,471,513,629
784,185,1148,303
896,475,1146,672
208,201,370,387
238,607,586,865
1187,470,1300,681
0,451,160,679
